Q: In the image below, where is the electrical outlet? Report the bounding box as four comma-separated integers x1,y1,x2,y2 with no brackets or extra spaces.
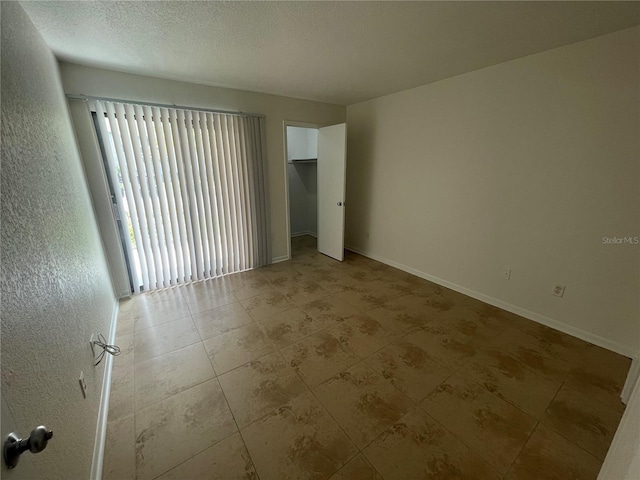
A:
79,371,87,398
552,284,566,297
502,268,511,280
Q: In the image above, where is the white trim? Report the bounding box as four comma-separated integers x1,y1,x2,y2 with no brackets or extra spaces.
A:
90,300,119,480
345,244,638,359
282,120,323,263
271,254,290,264
622,358,640,405
598,368,640,479
291,231,317,238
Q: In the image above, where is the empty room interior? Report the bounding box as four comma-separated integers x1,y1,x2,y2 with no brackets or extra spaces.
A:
2,1,640,479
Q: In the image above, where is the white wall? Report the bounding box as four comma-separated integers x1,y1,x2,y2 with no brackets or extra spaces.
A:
287,127,318,237
1,3,115,478
288,164,318,236
287,126,319,160
345,26,640,356
59,63,345,265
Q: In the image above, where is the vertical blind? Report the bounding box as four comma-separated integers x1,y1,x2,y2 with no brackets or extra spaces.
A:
91,100,269,293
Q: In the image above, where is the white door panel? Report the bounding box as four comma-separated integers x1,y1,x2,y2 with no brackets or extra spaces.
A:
317,123,347,261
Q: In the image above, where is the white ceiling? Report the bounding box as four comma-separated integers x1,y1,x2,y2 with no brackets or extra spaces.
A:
20,1,640,105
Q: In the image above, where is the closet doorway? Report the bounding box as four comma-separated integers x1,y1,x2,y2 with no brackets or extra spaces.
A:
284,121,347,261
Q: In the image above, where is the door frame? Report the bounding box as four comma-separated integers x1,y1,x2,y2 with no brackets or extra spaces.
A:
282,120,323,261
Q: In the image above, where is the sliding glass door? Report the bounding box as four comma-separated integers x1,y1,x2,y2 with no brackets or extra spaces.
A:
91,100,269,293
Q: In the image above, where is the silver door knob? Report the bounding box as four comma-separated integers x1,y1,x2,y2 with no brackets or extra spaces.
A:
337,202,343,206
3,426,53,469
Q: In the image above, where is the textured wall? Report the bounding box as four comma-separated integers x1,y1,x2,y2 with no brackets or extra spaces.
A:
1,3,115,479
345,26,640,356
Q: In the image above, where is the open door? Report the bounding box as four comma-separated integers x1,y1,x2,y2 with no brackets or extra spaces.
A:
317,123,347,261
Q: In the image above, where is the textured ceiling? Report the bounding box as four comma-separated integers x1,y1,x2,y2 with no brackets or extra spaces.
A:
20,1,640,105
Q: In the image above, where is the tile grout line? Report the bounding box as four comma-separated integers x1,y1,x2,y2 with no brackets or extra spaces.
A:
212,373,264,480
536,380,616,463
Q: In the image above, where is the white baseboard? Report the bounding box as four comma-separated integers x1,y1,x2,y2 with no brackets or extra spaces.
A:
291,231,317,238
90,299,119,480
621,358,640,405
345,244,638,360
271,255,290,264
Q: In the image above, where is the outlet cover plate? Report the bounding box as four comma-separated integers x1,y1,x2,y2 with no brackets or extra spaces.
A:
552,285,566,297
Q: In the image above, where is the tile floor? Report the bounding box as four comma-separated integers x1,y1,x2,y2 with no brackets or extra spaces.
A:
103,235,630,480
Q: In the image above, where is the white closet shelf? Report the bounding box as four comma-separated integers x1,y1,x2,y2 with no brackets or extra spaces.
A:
288,158,317,164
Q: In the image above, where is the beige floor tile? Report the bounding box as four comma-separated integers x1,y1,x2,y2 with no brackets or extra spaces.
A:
363,408,501,480
365,339,453,402
281,281,331,306
135,379,237,480
420,373,537,474
381,268,426,291
313,362,413,449
239,289,296,321
134,316,200,363
331,313,398,359
102,244,624,480
565,344,630,412
511,319,591,352
103,414,135,480
259,307,328,348
361,279,411,303
281,330,360,388
218,351,309,428
377,268,425,295
407,323,479,368
108,363,134,421
290,260,331,275
113,331,134,366
375,291,453,328
306,266,363,293
368,275,416,297
491,328,580,382
241,391,358,480
328,454,382,480
458,348,562,419
409,283,460,311
433,305,511,346
332,281,403,311
192,302,253,340
203,323,275,374
156,432,258,480
541,385,623,460
222,269,272,300
465,302,532,331
180,278,237,314
261,266,304,287
337,262,384,283
300,296,361,324
134,343,215,410
506,423,602,480
116,307,135,336
365,301,428,335
129,291,192,331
